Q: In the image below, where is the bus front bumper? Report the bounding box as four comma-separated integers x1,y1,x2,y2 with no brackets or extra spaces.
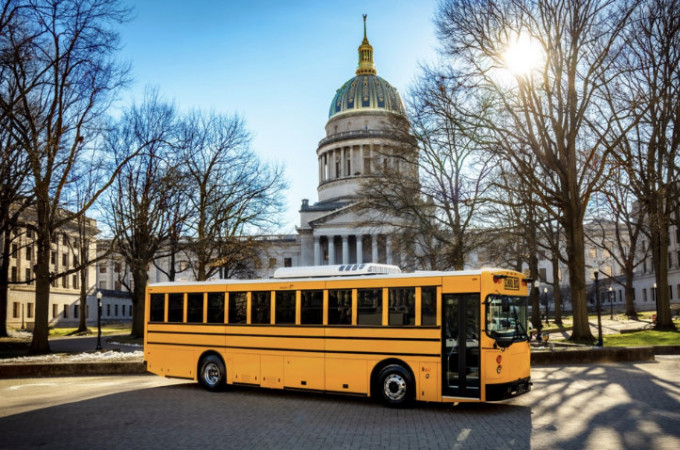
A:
486,377,532,401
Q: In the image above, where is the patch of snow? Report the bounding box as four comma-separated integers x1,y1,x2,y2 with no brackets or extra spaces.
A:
1,350,143,365
8,330,33,339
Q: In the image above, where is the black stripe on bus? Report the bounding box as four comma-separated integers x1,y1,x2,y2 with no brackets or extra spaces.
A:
145,341,441,358
146,330,441,342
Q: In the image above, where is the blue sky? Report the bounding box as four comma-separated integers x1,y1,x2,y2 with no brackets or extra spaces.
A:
116,1,439,232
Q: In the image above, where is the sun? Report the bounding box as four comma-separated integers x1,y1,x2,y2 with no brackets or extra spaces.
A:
503,33,544,76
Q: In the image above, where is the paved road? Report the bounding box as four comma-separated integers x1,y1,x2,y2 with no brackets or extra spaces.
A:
1,357,679,449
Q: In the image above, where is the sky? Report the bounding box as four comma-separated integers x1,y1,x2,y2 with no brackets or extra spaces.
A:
116,1,440,232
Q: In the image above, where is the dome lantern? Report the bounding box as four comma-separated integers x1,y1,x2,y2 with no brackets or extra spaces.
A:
356,14,377,76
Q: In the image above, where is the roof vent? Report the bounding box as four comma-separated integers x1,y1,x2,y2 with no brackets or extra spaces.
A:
273,263,401,279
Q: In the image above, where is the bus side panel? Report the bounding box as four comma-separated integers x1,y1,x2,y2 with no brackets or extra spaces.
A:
284,355,324,390
417,361,440,402
325,357,367,394
233,352,261,385
145,345,195,379
261,354,284,389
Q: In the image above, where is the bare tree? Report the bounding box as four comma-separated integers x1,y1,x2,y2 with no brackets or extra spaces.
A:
0,0,131,353
361,71,494,270
612,0,680,330
178,111,286,281
434,0,638,342
103,91,182,338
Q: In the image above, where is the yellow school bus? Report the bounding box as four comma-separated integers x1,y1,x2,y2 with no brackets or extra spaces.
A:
144,264,531,406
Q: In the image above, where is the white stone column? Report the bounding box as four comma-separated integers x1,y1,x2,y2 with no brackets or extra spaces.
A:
356,235,363,264
386,235,393,265
328,236,336,265
342,235,349,265
314,236,321,266
372,235,379,263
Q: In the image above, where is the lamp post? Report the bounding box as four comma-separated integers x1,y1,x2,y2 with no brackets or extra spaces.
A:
594,271,603,347
543,287,549,325
96,291,102,351
608,286,613,320
653,282,658,322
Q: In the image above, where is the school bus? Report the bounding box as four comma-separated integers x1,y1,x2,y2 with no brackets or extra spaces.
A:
144,264,531,406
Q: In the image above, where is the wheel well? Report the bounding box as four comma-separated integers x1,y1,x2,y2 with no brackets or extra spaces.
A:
196,351,224,379
370,358,416,398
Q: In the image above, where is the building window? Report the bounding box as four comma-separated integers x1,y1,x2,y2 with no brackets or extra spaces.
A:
11,267,17,283
26,229,32,239
74,305,79,318
62,276,67,288
11,244,17,258
643,289,647,302
51,251,56,265
670,285,673,300
115,304,119,317
63,233,69,246
99,281,107,290
62,253,68,267
115,280,121,291
13,302,20,319
284,257,292,268
27,303,33,318
25,269,31,284
268,258,277,269
73,275,78,289
539,268,547,282
26,245,32,261
52,304,58,318
107,304,111,317
114,262,121,273
602,249,610,258
99,265,106,274
63,304,68,318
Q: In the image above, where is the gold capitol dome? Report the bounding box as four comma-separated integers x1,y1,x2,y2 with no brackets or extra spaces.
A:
328,15,406,119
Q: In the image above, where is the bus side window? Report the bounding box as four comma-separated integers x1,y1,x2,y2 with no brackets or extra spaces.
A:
328,289,352,325
229,292,247,324
251,291,271,324
389,287,415,325
207,292,225,323
187,293,203,323
357,288,382,325
167,293,184,323
275,291,296,324
150,293,165,322
300,290,323,325
421,287,437,326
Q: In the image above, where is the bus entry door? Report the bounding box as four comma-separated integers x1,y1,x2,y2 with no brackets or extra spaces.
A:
442,293,480,399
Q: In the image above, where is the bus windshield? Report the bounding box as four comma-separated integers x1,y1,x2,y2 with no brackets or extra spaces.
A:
485,295,529,348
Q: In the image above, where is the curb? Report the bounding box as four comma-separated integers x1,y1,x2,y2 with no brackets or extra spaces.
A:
0,361,146,379
530,345,680,365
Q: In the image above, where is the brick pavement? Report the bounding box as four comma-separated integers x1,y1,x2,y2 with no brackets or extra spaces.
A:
1,357,680,449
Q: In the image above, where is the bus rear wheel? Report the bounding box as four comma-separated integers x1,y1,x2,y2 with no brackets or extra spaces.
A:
198,355,226,392
378,364,413,407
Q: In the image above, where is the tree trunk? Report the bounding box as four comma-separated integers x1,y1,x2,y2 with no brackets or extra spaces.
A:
624,264,637,319
130,266,148,338
0,230,10,337
28,197,52,354
564,217,594,343
651,204,676,330
551,252,563,325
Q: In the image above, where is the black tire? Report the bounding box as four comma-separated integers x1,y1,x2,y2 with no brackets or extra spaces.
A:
198,355,226,392
377,364,414,407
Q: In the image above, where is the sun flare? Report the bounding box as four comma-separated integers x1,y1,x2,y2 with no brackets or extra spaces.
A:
503,33,544,76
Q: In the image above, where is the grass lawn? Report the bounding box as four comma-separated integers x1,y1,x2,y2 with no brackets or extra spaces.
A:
603,329,680,347
48,323,132,337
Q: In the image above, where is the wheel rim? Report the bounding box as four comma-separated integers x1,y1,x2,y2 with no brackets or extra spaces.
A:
383,373,407,401
203,362,221,387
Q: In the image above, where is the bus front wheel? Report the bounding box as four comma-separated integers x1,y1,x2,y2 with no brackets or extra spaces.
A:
378,364,413,407
198,355,226,392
